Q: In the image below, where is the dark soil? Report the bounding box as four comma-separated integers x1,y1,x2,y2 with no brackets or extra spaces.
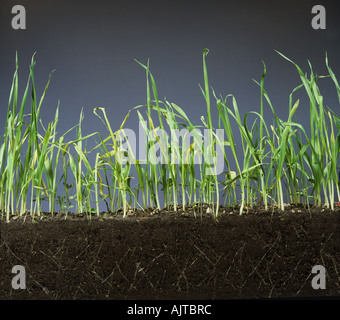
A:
1,203,340,300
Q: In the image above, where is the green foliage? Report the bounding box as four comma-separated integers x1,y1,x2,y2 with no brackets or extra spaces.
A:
1,50,339,221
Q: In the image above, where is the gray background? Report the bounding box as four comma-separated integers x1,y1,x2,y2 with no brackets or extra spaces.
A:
1,1,340,136
0,0,340,209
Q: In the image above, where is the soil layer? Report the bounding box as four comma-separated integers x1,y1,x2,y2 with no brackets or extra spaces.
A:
0,203,340,300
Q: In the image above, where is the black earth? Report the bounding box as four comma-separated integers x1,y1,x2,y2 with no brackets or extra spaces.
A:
0,203,339,300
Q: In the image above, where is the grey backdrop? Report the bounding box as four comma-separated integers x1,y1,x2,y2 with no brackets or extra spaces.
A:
0,0,340,209
1,0,340,135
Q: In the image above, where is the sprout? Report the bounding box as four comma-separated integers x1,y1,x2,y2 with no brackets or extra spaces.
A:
1,50,339,221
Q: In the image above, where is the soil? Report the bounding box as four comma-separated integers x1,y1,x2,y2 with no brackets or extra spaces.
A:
0,203,340,300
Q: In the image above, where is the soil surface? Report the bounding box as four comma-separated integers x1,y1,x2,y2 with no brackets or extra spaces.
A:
0,203,340,300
